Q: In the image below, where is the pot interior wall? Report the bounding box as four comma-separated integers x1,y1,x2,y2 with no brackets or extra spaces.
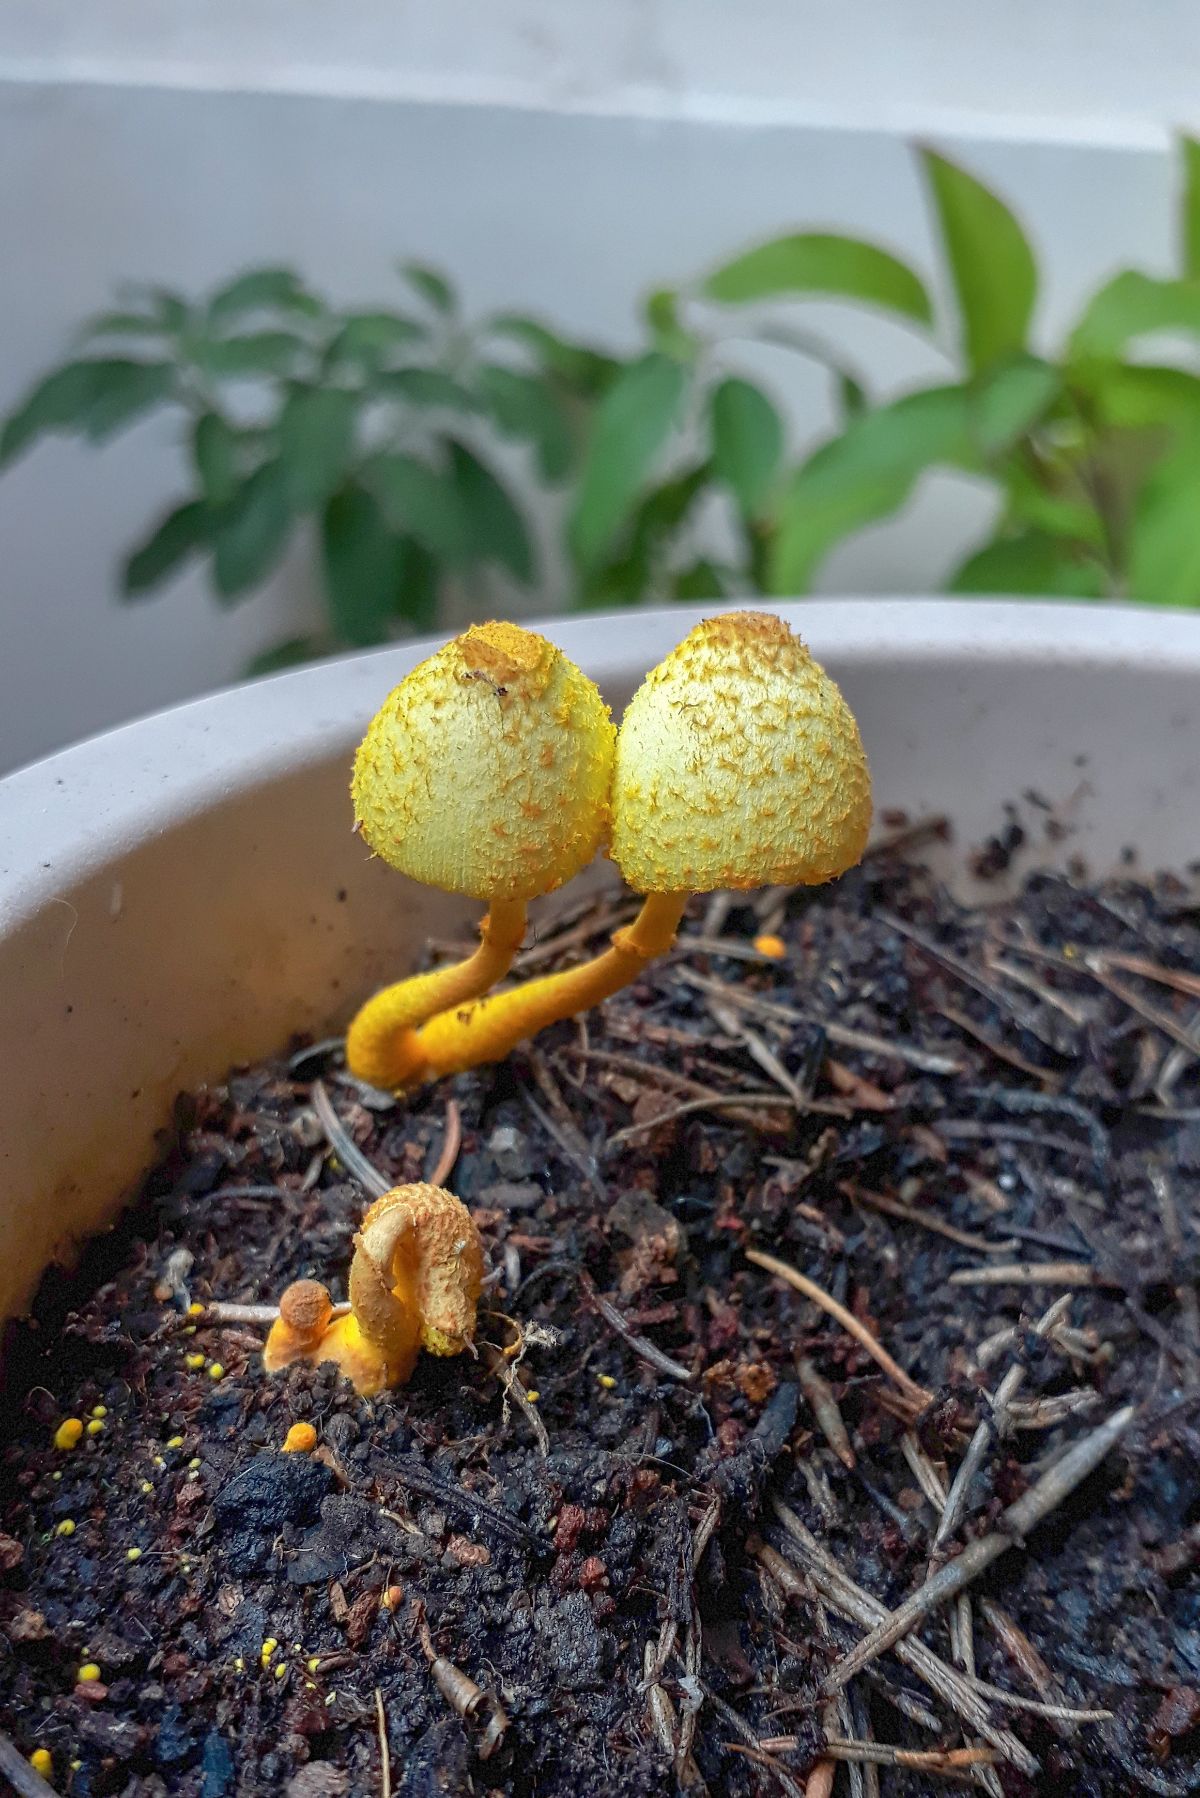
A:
1,604,1197,1330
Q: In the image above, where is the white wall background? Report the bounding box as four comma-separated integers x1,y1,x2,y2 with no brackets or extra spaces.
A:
2,1,1198,774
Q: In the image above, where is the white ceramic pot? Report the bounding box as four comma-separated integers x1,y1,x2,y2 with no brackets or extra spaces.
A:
2,600,1198,1329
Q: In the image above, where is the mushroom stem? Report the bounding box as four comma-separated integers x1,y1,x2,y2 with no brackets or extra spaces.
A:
398,891,688,1084
346,898,527,1090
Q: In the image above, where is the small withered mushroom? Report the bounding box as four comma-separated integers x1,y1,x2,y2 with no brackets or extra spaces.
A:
345,620,615,1091
264,1184,484,1397
400,611,871,1079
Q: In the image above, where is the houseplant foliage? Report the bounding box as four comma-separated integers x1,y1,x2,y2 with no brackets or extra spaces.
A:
8,136,1200,657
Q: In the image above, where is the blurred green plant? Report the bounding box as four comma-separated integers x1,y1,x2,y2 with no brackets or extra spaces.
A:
587,131,1200,608
0,265,617,668
8,134,1200,656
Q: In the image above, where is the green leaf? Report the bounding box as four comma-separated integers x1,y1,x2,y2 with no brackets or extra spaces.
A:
672,559,726,601
476,364,575,481
575,464,711,610
1129,429,1200,605
122,500,211,597
1068,270,1200,361
198,332,309,378
448,440,534,583
921,148,1037,371
967,356,1060,457
213,462,293,600
704,234,933,324
1182,137,1200,278
277,386,358,510
325,311,427,373
487,315,622,398
710,377,784,516
393,538,440,630
1002,461,1106,549
363,453,473,565
191,412,240,506
644,288,698,359
321,484,406,646
1,359,172,463
768,385,972,593
378,368,477,410
208,268,318,326
399,262,456,314
244,636,329,677
568,352,688,571
82,309,164,342
1078,362,1200,431
948,529,1104,597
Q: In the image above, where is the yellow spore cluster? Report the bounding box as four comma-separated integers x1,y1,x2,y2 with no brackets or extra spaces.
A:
264,1185,484,1397
611,612,872,894
351,620,615,903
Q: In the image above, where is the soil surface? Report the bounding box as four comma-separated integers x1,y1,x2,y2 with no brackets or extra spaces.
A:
3,826,1200,1798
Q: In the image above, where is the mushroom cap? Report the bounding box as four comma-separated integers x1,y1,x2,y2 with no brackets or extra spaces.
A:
611,611,872,893
352,621,616,902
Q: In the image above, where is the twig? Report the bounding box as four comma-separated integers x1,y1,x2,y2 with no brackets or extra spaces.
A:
747,1249,931,1411
606,1091,805,1149
707,996,808,1104
311,1080,390,1198
375,1687,391,1798
429,1099,462,1188
481,1343,550,1456
1082,958,1200,1054
843,1183,1017,1256
933,1296,1071,1555
525,1049,604,1193
822,1405,1134,1692
1093,948,1200,1000
674,965,962,1074
795,1356,855,1468
759,1519,1037,1776
0,1730,59,1798
1151,1166,1200,1385
949,1262,1115,1289
701,1686,808,1798
195,1300,351,1327
581,1273,695,1383
762,1739,999,1773
524,1086,606,1196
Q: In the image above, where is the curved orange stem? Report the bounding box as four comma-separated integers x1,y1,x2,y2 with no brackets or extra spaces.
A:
346,898,527,1090
401,890,688,1084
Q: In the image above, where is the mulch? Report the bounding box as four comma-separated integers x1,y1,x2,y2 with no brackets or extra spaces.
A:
2,814,1199,1797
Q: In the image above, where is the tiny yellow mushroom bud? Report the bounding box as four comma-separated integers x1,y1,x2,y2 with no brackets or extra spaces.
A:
51,1471,62,1482
207,1363,225,1381
126,1547,142,1562
152,1455,165,1468
54,1418,84,1450
381,1584,404,1611
753,932,787,960
29,1749,53,1777
185,1353,205,1370
307,1657,320,1673
90,1405,107,1420
86,1419,104,1437
234,1656,245,1673
187,1302,204,1318
597,1373,616,1390
346,621,615,1091
188,1457,202,1470
262,1280,333,1375
281,1421,318,1455
140,1480,154,1494
166,1436,184,1449
525,1389,540,1404
406,613,871,1079
265,1185,484,1396
78,1662,102,1683
55,1519,75,1537
274,1663,287,1680
260,1638,278,1664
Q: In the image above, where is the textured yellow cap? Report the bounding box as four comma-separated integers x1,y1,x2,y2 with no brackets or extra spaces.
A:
611,612,871,893
352,622,616,902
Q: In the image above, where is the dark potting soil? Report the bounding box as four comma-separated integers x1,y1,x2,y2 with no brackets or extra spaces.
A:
2,830,1200,1798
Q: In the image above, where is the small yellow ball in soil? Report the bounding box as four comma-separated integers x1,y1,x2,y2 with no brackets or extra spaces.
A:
125,1547,142,1562
207,1363,225,1381
54,1418,84,1451
185,1353,205,1370
597,1373,616,1390
29,1748,52,1777
752,933,787,959
281,1422,317,1455
166,1435,184,1449
77,1662,101,1683
187,1302,204,1318
90,1405,107,1420
55,1519,75,1538
86,1420,104,1437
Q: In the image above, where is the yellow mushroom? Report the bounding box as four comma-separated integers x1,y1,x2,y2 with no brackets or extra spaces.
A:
345,621,615,1090
397,612,871,1079
263,1184,484,1397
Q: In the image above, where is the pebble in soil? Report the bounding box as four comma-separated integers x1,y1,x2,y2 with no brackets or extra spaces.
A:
2,837,1200,1797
